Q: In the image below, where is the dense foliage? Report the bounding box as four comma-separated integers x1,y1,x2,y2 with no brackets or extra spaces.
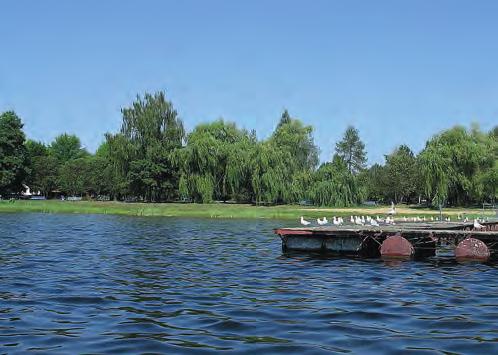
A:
106,92,185,202
0,111,29,195
1,91,496,207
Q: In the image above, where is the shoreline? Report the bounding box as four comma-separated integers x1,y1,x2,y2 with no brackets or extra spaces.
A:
0,200,494,220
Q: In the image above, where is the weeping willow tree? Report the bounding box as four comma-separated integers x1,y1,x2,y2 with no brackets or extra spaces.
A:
250,142,294,204
476,160,498,204
178,173,214,203
288,170,314,203
248,112,319,205
309,155,364,207
105,92,184,202
226,130,257,202
245,111,320,205
175,119,252,203
418,125,496,206
418,146,452,207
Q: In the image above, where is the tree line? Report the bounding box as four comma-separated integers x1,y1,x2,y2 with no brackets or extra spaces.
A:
0,91,496,207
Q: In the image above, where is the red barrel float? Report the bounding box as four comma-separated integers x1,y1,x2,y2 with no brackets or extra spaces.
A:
455,238,490,261
380,235,414,259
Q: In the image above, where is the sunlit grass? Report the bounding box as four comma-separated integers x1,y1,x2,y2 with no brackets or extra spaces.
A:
0,200,494,220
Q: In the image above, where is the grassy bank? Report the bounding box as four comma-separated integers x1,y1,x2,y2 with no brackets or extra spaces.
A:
0,200,494,220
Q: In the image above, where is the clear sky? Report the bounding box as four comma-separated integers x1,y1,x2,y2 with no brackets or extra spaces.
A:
1,0,497,164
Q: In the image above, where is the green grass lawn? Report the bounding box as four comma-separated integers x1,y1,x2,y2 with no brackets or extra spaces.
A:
0,200,494,220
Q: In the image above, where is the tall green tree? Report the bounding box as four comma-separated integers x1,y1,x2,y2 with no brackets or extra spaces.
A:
384,145,418,203
29,156,59,197
25,140,58,197
26,139,48,157
335,126,367,175
276,109,292,128
270,111,319,171
58,157,93,196
360,163,388,202
106,91,185,202
49,133,88,162
0,111,29,196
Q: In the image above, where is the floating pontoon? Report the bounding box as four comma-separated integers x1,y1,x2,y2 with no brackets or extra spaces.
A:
274,221,498,261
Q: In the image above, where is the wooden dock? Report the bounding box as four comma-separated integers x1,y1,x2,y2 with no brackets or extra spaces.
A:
274,221,498,261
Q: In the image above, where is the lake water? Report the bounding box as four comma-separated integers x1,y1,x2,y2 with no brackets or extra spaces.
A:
1,214,498,354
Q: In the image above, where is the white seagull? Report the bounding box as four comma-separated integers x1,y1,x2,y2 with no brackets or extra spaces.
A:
300,216,311,226
473,219,484,230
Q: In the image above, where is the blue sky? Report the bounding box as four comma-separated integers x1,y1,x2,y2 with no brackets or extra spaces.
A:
1,0,497,164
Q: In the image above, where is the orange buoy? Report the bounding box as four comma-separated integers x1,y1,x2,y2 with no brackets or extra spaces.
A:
455,238,490,261
380,235,414,259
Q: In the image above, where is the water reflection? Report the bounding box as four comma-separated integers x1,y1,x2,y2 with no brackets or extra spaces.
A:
0,214,497,353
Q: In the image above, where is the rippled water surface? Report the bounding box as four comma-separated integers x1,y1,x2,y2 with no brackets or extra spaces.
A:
1,213,498,354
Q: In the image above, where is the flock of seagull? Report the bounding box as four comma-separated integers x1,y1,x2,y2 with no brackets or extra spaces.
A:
300,214,488,229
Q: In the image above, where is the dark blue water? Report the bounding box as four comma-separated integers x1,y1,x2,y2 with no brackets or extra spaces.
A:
1,214,498,354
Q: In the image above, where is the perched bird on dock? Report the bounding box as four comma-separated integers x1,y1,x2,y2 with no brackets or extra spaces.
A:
388,202,397,215
430,216,434,221
333,216,343,226
355,216,364,225
463,217,469,223
403,216,407,222
317,217,327,225
370,219,379,227
300,216,311,226
473,219,484,230
350,216,354,224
